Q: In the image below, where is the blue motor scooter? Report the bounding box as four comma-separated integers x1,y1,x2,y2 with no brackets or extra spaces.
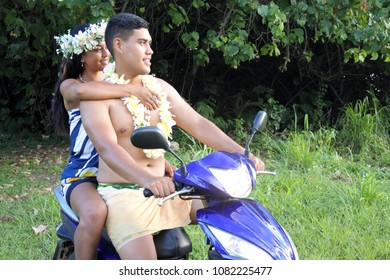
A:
53,110,298,260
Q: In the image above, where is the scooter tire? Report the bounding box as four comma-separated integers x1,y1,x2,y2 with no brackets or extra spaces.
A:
208,246,224,260
68,252,76,260
53,240,75,260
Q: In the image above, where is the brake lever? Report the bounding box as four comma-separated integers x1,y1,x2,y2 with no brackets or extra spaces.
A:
158,186,194,207
257,170,276,176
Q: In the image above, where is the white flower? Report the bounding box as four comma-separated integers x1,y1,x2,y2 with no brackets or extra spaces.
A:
54,20,107,58
105,63,175,159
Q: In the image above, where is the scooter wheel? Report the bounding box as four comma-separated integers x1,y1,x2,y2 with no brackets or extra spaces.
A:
53,240,75,260
68,252,76,260
208,246,224,260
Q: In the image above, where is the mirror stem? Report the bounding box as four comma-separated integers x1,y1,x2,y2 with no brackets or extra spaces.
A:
169,149,187,176
245,133,255,157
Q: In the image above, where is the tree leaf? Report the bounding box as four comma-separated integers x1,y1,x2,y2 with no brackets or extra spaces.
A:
32,224,47,235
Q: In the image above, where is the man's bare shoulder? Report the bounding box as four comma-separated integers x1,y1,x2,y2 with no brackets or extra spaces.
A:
151,76,178,96
150,76,170,88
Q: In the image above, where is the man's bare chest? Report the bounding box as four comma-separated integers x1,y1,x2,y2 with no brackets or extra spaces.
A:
109,100,161,136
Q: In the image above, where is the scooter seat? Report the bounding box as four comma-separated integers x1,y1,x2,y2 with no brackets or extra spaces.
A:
153,227,192,259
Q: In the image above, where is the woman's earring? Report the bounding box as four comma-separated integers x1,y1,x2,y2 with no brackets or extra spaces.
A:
81,61,84,67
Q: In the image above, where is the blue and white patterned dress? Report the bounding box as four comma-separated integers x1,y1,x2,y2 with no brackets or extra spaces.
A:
61,108,99,202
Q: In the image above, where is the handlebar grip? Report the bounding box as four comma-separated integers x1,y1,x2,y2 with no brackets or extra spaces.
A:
143,180,181,197
143,189,154,197
174,180,182,191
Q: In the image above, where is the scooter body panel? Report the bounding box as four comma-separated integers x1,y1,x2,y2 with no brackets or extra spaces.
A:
197,199,297,260
175,151,256,197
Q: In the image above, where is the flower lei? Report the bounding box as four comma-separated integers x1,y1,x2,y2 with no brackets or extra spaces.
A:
54,20,107,58
104,63,176,159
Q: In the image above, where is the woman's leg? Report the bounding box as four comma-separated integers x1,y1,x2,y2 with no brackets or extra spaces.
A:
117,235,157,260
70,182,107,259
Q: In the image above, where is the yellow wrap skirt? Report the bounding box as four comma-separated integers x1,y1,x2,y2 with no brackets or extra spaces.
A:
97,183,192,250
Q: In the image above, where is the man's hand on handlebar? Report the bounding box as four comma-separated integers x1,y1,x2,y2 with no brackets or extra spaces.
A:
249,153,265,172
142,177,175,198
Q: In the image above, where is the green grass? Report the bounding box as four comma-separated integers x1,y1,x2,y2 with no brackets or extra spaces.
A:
0,102,389,260
0,135,68,259
252,163,389,259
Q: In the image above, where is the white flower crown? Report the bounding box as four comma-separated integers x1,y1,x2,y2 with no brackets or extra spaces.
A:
54,20,107,58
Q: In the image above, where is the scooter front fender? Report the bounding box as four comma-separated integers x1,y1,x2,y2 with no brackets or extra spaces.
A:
197,199,297,260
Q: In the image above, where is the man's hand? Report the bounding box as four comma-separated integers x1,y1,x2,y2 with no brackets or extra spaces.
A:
143,177,175,198
249,154,265,172
164,158,178,177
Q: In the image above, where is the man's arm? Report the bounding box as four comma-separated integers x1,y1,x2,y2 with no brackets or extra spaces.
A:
158,78,265,171
80,99,176,197
80,99,146,181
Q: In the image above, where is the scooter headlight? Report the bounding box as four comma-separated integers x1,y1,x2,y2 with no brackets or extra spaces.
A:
209,165,253,198
208,226,274,260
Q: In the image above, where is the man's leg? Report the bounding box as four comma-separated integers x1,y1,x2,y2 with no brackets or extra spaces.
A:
189,199,207,224
117,235,157,260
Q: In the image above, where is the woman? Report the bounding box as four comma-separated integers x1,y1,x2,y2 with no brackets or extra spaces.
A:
52,21,174,259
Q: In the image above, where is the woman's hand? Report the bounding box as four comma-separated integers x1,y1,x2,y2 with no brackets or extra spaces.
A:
129,85,159,110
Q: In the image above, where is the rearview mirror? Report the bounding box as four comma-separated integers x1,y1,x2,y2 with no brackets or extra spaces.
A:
130,126,170,151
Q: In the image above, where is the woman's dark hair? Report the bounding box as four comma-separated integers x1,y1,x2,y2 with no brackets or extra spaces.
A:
51,23,90,135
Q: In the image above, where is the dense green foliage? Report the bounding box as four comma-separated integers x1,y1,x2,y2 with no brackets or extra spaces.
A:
0,0,389,134
0,0,115,133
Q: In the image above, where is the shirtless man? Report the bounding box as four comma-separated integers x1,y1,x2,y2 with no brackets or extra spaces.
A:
80,13,265,260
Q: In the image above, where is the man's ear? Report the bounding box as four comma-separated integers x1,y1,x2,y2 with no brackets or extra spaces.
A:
113,38,122,54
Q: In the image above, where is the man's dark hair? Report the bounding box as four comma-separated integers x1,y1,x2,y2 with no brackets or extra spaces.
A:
105,13,149,57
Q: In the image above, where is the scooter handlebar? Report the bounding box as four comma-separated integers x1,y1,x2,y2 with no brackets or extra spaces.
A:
143,189,154,197
143,181,183,198
257,170,277,176
144,184,194,207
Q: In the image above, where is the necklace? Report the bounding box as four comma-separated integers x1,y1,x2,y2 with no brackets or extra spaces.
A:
79,74,86,83
104,64,176,159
